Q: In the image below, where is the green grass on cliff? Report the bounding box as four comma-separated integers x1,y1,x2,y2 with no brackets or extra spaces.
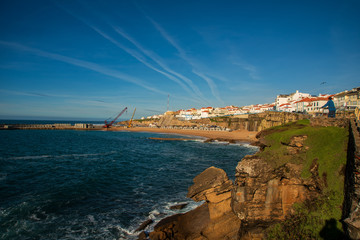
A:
261,119,349,239
209,116,229,122
258,119,347,184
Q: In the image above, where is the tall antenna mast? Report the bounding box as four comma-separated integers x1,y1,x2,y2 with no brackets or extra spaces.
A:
167,94,170,112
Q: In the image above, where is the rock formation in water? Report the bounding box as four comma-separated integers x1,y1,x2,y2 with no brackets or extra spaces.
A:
145,157,320,240
147,167,240,240
142,117,352,240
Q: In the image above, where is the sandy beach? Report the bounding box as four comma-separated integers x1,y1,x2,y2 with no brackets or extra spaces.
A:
111,127,259,143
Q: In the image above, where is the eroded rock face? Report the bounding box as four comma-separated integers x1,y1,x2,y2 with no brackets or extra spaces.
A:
231,155,316,239
187,167,232,202
148,205,210,240
147,128,325,240
188,167,240,240
147,167,240,240
257,112,308,131
310,117,348,128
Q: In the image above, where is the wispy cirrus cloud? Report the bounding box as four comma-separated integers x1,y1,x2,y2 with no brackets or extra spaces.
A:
146,16,224,103
0,88,133,118
192,70,223,104
233,62,261,80
0,89,127,108
112,26,208,102
147,18,186,59
96,26,205,102
0,41,165,95
0,89,68,98
55,3,207,104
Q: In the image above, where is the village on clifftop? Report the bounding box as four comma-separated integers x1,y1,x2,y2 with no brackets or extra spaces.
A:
142,87,360,121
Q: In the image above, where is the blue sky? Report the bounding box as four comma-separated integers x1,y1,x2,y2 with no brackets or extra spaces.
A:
0,0,359,120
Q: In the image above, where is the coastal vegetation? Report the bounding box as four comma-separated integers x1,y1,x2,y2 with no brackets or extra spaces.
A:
258,119,348,239
209,116,230,122
130,113,358,240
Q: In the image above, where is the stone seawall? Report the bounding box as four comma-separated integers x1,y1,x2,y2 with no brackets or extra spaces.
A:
343,118,360,239
0,123,101,130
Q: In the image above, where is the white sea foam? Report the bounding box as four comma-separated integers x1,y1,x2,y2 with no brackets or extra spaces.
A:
117,226,137,236
8,151,117,161
145,199,205,227
11,155,52,160
149,209,160,219
240,143,260,150
210,140,229,145
105,225,137,239
164,201,187,210
156,132,206,141
87,215,96,223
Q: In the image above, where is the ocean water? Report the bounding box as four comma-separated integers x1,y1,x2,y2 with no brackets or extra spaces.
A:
0,128,258,239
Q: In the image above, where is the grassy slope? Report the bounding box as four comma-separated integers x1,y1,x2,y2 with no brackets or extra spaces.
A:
259,120,349,239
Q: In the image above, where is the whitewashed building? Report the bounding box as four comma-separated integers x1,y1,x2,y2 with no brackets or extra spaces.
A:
295,97,313,112
295,95,332,115
275,90,311,111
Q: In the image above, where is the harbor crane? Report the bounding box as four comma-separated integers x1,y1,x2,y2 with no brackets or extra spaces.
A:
103,107,128,128
128,108,136,128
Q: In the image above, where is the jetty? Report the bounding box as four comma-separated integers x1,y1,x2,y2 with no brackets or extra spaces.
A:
0,123,103,130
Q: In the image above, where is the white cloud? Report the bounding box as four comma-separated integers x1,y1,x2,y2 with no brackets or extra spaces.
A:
113,26,208,103
0,41,166,95
192,70,223,104
233,62,261,80
146,17,224,103
55,3,207,104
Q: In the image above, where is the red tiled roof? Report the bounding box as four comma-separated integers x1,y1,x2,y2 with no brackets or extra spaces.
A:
297,97,314,103
279,103,291,107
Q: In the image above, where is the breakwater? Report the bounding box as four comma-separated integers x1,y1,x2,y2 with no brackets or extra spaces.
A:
0,123,101,130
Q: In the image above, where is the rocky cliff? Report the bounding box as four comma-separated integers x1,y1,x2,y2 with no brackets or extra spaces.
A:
141,118,350,240
195,112,308,132
127,112,309,132
232,157,313,239
233,118,349,239
147,167,240,240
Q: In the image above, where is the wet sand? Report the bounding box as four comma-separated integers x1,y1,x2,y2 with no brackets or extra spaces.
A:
110,127,258,143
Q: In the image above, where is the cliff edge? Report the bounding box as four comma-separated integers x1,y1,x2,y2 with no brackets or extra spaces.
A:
142,118,350,240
